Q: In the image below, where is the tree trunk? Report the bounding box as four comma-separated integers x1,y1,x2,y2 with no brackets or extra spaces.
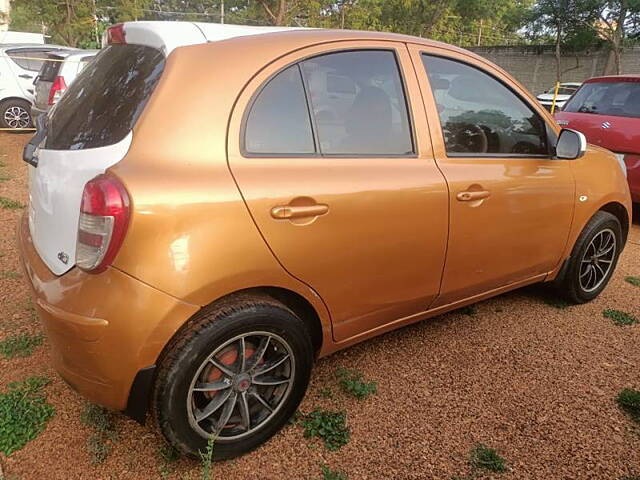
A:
555,21,562,84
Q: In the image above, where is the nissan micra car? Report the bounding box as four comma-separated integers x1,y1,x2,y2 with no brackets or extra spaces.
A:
19,21,632,459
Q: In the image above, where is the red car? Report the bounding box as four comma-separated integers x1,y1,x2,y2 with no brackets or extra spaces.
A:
555,75,640,204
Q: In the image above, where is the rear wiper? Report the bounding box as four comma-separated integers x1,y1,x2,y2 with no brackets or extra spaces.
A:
23,114,47,168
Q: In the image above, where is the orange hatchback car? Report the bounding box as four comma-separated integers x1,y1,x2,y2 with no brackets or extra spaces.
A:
19,22,631,458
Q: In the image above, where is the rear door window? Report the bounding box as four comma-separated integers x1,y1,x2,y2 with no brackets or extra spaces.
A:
563,81,640,118
46,44,165,150
7,49,51,72
300,50,414,156
244,65,315,155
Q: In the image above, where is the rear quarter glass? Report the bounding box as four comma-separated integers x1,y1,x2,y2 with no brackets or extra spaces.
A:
45,44,165,151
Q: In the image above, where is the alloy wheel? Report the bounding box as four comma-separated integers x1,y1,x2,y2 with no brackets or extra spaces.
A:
3,106,30,129
186,331,295,441
579,228,616,293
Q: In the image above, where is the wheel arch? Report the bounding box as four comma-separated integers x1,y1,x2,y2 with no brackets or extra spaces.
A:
599,201,629,246
0,96,32,107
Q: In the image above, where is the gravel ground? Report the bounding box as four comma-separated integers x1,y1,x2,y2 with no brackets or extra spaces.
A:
0,131,639,480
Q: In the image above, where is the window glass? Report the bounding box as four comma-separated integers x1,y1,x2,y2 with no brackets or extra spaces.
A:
245,65,314,155
422,55,548,156
300,50,414,155
563,81,640,118
7,49,50,72
46,44,165,150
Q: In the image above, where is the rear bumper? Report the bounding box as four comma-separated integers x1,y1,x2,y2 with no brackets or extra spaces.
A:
16,214,199,410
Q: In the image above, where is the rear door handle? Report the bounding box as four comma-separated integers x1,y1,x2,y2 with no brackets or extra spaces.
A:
456,190,491,202
19,74,33,79
271,204,329,219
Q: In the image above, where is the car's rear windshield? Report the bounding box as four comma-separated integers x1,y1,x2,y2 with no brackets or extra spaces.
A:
46,44,165,150
563,80,640,118
39,57,62,82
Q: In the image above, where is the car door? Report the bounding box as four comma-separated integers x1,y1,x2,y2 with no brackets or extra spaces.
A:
227,42,449,342
408,44,575,306
5,48,53,100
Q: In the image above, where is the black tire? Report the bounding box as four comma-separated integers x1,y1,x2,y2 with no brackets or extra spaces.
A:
0,99,33,130
153,294,313,460
554,211,622,303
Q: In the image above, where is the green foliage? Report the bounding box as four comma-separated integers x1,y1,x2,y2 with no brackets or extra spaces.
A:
603,309,638,326
625,276,640,287
159,443,181,463
302,409,350,451
469,443,507,473
0,197,23,210
0,271,21,280
321,464,348,480
0,376,55,456
617,388,640,424
0,333,44,358
319,386,334,399
199,436,215,480
336,367,377,399
0,175,10,182
81,404,117,464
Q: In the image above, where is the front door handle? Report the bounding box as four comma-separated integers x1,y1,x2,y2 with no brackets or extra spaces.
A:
271,204,329,219
456,190,491,202
19,74,33,79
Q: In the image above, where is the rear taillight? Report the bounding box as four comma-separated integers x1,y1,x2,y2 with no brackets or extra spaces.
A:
106,24,126,44
48,76,67,106
76,174,130,273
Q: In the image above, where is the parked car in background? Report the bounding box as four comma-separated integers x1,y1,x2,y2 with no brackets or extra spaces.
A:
32,50,98,120
0,44,74,129
537,82,581,111
20,22,631,460
555,75,640,204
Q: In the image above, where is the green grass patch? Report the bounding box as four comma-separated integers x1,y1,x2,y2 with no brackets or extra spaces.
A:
617,388,640,424
0,376,55,455
302,409,350,451
603,309,638,326
469,443,507,473
0,197,23,210
336,367,377,399
0,333,44,358
158,443,181,479
625,276,640,287
0,175,10,182
458,305,477,316
321,464,348,480
81,404,117,464
0,271,21,280
319,386,333,399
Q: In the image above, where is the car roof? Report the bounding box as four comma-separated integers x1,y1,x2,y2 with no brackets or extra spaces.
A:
585,74,640,83
0,44,71,50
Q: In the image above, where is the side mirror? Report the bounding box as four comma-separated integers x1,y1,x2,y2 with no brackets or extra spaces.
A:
555,128,586,160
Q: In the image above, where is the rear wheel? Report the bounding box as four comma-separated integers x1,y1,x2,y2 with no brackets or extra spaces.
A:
555,211,622,303
153,295,313,459
0,99,32,130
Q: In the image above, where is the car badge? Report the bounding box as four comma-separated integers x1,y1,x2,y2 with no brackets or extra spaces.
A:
601,121,611,129
57,252,69,264
556,120,569,126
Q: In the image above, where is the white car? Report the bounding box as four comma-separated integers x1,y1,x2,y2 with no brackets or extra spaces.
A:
32,49,98,120
0,44,73,129
536,82,581,111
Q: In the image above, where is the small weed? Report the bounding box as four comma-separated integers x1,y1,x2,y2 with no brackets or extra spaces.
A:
158,443,181,479
604,309,638,326
0,271,21,280
469,443,507,473
542,296,571,309
0,376,55,455
81,404,117,464
0,175,10,182
302,409,349,451
0,197,23,210
625,276,640,287
0,333,44,358
199,436,215,480
319,386,333,399
617,388,640,424
336,367,377,399
321,464,348,480
459,305,477,316
0,160,5,167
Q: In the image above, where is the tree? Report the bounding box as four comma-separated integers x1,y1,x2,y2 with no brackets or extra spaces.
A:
527,0,599,82
592,0,640,74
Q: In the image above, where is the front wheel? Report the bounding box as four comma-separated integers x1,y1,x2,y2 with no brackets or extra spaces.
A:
153,295,313,459
555,211,622,303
